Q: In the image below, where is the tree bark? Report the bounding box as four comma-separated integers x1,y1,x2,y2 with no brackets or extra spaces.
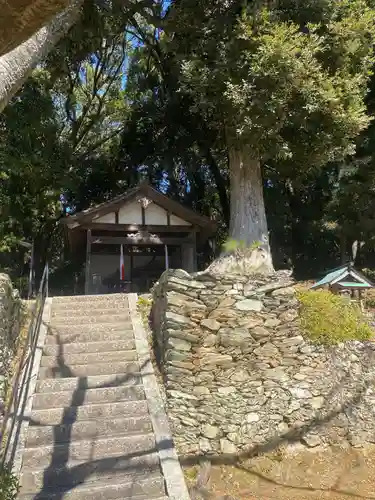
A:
0,0,71,56
340,231,347,264
0,0,83,113
205,147,230,226
208,145,274,275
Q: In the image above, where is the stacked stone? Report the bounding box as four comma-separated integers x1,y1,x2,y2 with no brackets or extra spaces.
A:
152,269,375,456
0,273,22,420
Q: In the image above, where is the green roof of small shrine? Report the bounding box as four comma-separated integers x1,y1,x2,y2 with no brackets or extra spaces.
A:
311,263,373,290
337,282,371,288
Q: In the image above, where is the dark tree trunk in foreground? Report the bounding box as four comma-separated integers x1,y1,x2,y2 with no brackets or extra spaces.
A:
0,0,82,112
205,148,230,226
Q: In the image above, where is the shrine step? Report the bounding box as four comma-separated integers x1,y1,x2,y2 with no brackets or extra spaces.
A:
19,471,166,499
26,415,152,448
50,313,131,326
42,339,136,356
20,453,160,493
18,293,188,500
36,373,142,393
32,385,145,410
51,307,130,318
30,400,149,426
21,434,157,469
39,349,137,368
48,322,133,334
45,329,134,344
38,361,139,379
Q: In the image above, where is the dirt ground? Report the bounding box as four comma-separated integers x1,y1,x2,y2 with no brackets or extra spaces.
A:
185,445,375,499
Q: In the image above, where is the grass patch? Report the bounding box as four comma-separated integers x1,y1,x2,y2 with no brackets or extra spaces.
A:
136,295,153,328
184,465,199,482
0,464,19,500
136,294,156,353
298,290,372,345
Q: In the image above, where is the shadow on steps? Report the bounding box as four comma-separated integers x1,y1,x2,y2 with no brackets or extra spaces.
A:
19,326,170,500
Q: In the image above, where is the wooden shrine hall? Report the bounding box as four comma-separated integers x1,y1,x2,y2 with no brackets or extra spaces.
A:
60,183,217,294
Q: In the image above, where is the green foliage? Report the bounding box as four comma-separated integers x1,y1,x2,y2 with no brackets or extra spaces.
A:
0,73,65,280
365,293,375,308
137,295,153,326
0,10,134,285
173,0,375,169
4,0,375,284
362,268,375,282
137,296,152,307
363,286,375,308
298,289,372,344
0,464,19,500
160,0,375,262
222,238,262,253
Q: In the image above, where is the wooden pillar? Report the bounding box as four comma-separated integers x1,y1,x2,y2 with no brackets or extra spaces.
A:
164,244,169,270
84,229,92,295
182,234,197,273
192,231,197,271
130,246,133,292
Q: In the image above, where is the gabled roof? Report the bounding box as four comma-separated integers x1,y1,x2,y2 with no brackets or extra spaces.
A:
59,182,217,233
311,262,373,289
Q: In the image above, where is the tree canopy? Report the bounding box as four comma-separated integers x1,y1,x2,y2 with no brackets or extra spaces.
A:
2,0,375,291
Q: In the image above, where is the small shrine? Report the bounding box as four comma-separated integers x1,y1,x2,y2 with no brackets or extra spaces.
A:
311,262,373,309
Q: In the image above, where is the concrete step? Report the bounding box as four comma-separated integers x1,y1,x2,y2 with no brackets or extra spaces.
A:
26,415,152,447
52,294,129,303
43,339,136,356
52,307,130,318
48,322,133,335
51,300,131,311
22,433,156,469
20,453,161,493
19,473,166,499
40,349,137,368
31,400,149,425
36,373,142,393
45,329,134,345
50,314,132,326
38,361,139,379
32,384,145,410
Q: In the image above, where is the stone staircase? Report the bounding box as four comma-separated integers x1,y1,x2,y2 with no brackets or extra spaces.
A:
17,294,176,500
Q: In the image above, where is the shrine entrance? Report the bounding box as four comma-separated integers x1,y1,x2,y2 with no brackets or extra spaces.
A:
60,183,216,294
89,243,182,294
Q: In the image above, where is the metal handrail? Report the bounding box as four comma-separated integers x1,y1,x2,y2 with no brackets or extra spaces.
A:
0,262,49,467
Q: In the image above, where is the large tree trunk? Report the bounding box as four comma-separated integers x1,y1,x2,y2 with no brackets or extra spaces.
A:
208,145,274,275
0,0,82,113
0,0,71,56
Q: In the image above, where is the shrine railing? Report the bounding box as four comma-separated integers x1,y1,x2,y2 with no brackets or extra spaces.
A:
0,263,49,468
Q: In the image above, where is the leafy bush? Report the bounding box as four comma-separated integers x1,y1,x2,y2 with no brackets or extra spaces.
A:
361,268,375,282
364,288,375,309
0,464,19,500
298,290,372,345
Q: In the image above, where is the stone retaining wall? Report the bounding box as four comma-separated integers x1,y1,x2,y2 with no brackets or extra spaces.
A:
0,274,22,417
151,269,375,456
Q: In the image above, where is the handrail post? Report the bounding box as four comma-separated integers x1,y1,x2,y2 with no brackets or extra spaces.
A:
27,240,34,300
46,262,49,298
